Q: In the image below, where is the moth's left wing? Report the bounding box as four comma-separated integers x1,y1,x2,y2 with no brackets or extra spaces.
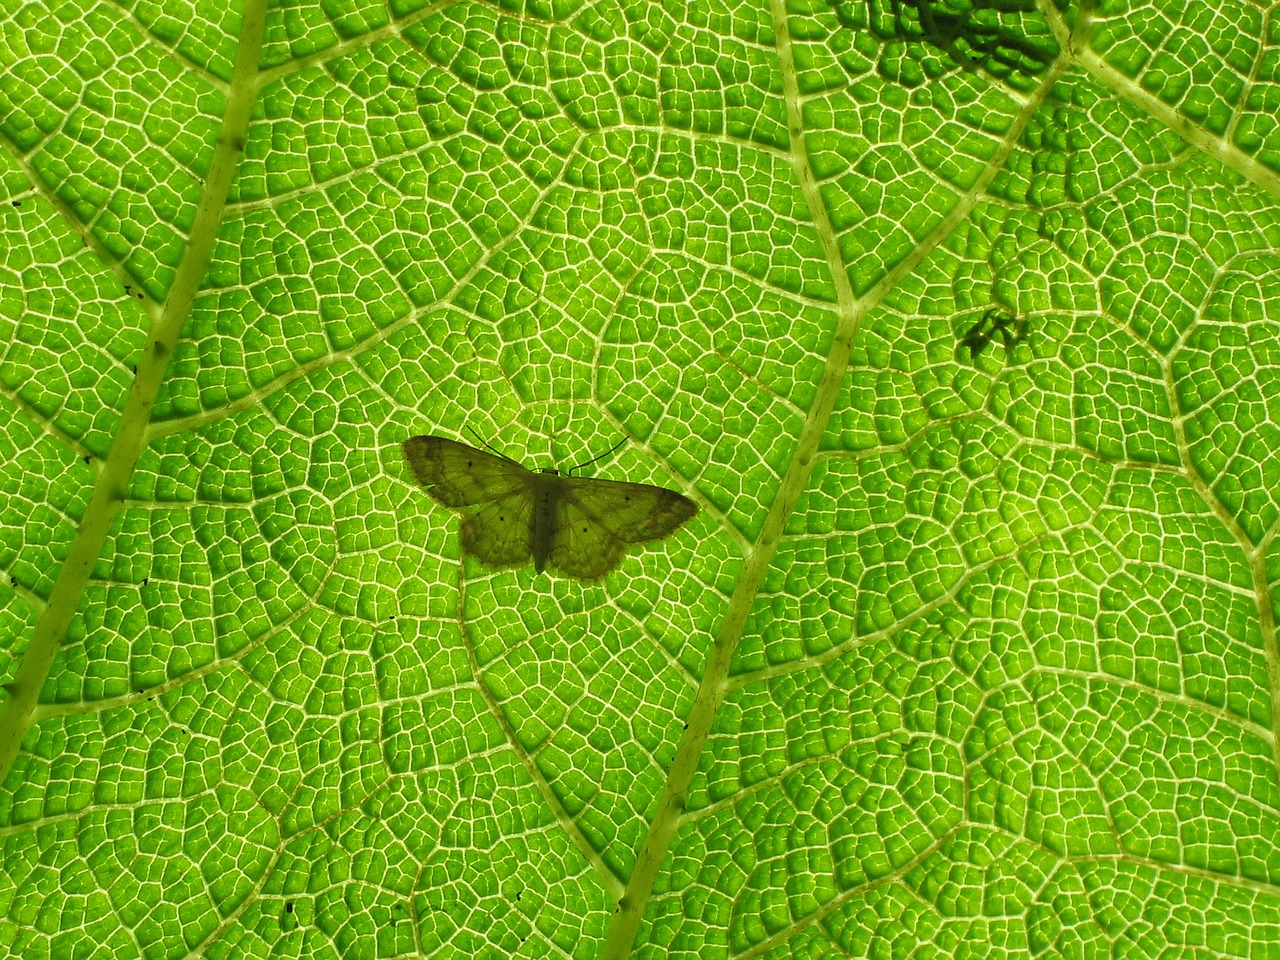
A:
461,492,536,568
403,436,530,507
549,477,697,579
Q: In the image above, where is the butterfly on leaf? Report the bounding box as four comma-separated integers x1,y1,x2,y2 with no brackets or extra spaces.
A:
403,435,698,579
958,308,1028,359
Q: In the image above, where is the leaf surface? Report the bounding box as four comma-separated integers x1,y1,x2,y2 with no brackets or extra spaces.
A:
2,1,1280,957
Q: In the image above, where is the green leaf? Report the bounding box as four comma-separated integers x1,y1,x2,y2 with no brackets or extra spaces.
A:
4,0,1280,956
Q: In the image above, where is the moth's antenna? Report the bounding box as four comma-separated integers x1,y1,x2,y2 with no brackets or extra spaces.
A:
568,437,628,476
465,425,521,464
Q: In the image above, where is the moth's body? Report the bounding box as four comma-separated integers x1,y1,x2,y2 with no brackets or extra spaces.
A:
404,436,697,579
530,468,561,573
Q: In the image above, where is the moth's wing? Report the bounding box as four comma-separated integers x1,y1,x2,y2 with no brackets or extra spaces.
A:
403,436,530,507
544,495,626,579
563,478,699,543
549,477,698,579
461,491,536,568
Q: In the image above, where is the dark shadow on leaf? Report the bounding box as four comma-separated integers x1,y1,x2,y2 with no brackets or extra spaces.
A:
827,0,1059,81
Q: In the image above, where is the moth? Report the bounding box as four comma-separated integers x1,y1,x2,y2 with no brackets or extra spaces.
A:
403,435,698,579
959,308,1028,359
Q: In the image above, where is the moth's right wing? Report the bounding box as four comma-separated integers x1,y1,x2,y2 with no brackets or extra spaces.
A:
403,436,531,507
549,477,698,579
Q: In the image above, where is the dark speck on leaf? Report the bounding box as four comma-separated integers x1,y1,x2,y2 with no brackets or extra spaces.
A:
959,308,1028,359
